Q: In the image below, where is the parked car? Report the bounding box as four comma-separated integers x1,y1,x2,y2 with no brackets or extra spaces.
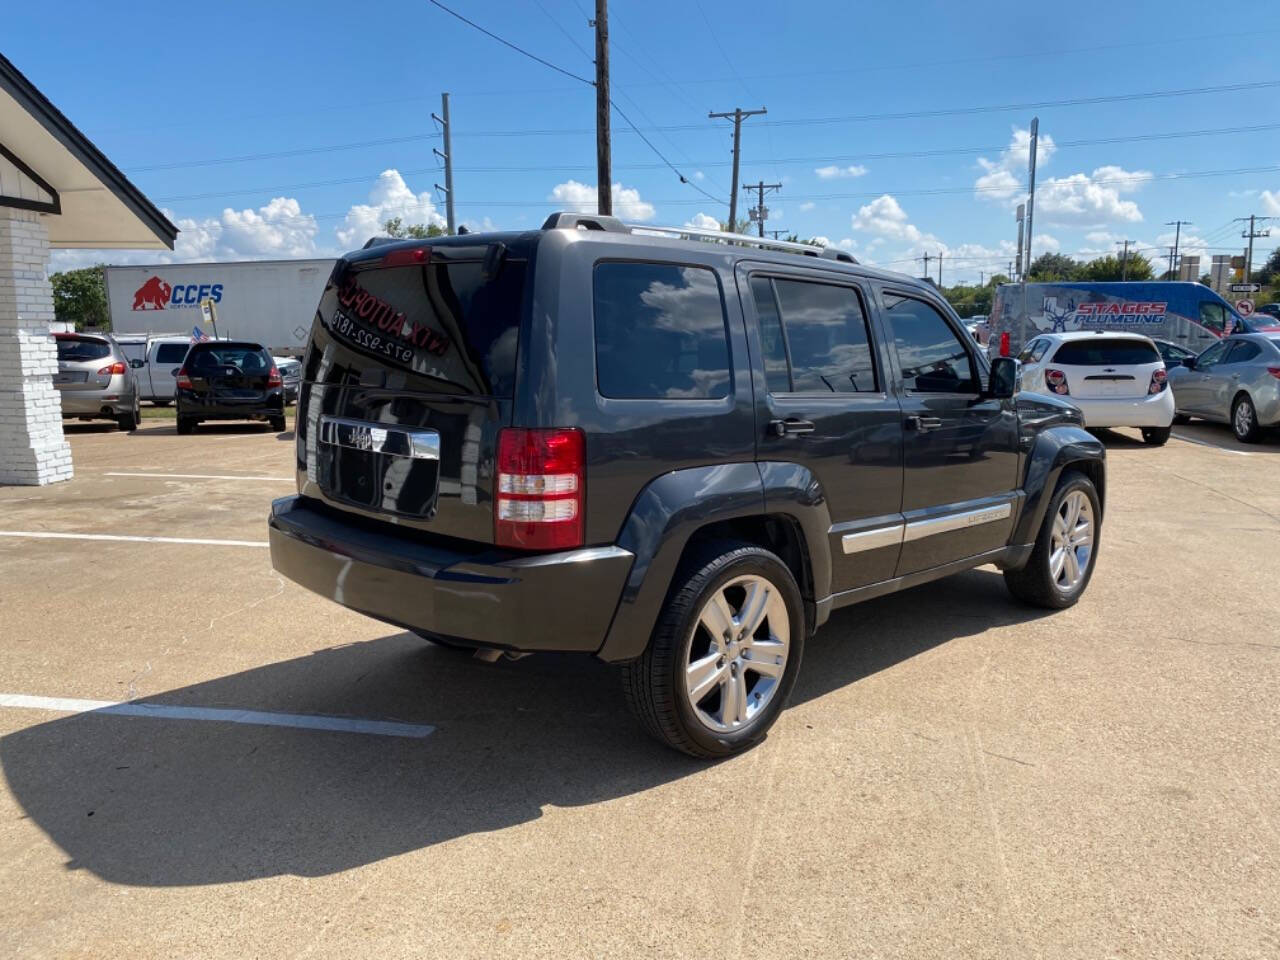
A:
272,356,302,404
175,340,286,434
53,333,140,431
268,214,1106,758
1151,338,1198,369
1167,334,1280,443
1255,303,1280,323
1016,331,1174,444
133,336,193,405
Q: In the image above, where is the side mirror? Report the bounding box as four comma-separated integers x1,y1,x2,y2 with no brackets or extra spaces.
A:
130,358,144,369
989,356,1019,399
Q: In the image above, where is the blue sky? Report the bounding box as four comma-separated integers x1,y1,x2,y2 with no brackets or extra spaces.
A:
13,0,1280,283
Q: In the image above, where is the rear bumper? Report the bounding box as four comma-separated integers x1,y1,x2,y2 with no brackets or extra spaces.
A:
268,496,635,653
178,390,284,419
58,383,133,417
1074,390,1174,428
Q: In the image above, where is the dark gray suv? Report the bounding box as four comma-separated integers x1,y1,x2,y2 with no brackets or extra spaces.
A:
269,214,1106,757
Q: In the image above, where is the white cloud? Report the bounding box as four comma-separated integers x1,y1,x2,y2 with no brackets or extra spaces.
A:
547,179,655,221
799,201,816,212
851,194,930,245
336,169,446,249
50,196,320,272
975,128,1057,201
1262,189,1280,216
1032,233,1060,254
683,212,722,231
815,164,868,180
837,237,856,250
1035,168,1150,224
809,235,831,247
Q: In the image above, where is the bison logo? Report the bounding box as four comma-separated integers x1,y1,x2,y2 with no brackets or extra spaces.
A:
132,276,172,310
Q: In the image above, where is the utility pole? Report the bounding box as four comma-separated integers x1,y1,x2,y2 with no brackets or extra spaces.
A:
1023,117,1039,276
937,251,943,287
1236,215,1273,283
594,0,611,215
921,251,932,280
1116,240,1131,281
1008,260,1014,280
979,270,984,287
709,107,767,230
1164,219,1191,281
1167,246,1176,281
744,180,781,237
431,93,456,235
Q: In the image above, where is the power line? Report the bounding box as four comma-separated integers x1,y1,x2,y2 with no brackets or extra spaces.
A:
426,0,594,86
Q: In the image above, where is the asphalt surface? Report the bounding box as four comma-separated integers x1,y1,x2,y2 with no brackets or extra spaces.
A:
1,416,1278,959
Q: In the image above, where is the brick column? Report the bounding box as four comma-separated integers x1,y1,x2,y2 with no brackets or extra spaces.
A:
0,211,73,485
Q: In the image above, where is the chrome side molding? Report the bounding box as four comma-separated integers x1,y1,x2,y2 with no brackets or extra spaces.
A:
841,502,1013,554
318,416,441,461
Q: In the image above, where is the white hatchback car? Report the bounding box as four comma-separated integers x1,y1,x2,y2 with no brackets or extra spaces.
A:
1018,331,1175,445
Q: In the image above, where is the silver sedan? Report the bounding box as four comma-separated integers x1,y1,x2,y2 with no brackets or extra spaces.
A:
1167,334,1280,442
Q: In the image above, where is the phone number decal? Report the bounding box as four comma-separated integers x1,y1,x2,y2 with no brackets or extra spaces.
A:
329,309,415,365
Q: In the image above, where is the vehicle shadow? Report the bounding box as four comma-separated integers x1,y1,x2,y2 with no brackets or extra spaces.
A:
0,569,1045,887
59,423,120,435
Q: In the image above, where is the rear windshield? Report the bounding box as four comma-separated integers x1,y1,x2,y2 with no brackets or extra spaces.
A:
325,258,526,396
56,338,111,362
1051,338,1159,366
188,344,272,372
155,343,189,364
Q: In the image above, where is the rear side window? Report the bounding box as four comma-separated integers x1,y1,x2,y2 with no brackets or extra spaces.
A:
1225,341,1261,364
593,262,730,399
155,343,188,364
56,338,110,362
883,294,976,393
767,279,877,393
1051,338,1159,366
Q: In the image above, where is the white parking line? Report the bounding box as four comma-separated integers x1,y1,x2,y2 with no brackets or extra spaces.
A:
104,471,293,482
1171,433,1257,456
0,531,268,548
0,694,435,739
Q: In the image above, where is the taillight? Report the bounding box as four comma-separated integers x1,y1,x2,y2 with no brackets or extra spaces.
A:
175,368,192,389
266,366,283,388
1148,367,1168,394
97,361,127,375
495,428,585,550
382,246,430,267
1267,367,1280,380
1045,368,1070,395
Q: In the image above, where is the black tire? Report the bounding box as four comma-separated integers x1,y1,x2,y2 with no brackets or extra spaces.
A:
270,415,287,432
1141,426,1171,446
116,406,139,432
176,417,194,435
1232,393,1261,443
1004,470,1101,610
622,542,805,759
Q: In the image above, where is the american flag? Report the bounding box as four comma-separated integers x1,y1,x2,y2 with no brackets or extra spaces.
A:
191,326,210,342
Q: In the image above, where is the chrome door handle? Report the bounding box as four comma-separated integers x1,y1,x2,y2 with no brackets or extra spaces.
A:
906,415,943,433
768,418,815,437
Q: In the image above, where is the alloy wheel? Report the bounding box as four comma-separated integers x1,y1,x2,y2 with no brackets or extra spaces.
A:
1049,490,1093,592
1234,398,1254,438
684,574,790,734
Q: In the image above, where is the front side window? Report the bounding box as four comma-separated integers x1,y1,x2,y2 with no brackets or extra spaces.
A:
883,294,977,393
763,278,877,393
593,262,730,399
1195,340,1230,369
1199,302,1227,335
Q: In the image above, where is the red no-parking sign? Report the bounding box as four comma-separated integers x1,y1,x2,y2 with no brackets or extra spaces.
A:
1236,299,1255,317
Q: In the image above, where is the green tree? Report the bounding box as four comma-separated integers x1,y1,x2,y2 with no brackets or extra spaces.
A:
1253,247,1280,286
1078,252,1153,282
50,265,109,330
986,273,1011,288
1028,253,1081,281
383,217,446,239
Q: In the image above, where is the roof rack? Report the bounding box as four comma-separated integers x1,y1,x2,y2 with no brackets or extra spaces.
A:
538,210,858,264
629,223,858,264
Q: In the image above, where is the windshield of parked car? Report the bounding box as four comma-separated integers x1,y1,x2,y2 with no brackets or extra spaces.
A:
56,338,111,362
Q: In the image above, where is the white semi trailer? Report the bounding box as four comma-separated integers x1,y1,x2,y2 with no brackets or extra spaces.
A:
104,257,335,357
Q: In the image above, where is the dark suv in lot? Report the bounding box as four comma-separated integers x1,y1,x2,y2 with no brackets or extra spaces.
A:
269,214,1106,757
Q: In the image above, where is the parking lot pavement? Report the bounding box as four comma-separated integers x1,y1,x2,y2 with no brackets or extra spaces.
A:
1,420,1277,959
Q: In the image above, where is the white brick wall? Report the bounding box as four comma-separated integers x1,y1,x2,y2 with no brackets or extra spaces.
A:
0,211,73,485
